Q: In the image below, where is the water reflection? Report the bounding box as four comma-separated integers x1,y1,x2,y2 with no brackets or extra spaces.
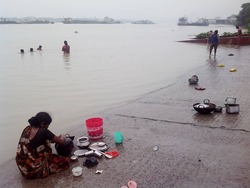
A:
20,53,25,63
62,54,71,70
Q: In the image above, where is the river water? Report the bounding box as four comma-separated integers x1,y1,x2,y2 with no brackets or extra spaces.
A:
0,23,238,165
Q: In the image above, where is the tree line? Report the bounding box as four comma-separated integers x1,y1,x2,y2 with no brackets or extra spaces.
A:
236,3,250,29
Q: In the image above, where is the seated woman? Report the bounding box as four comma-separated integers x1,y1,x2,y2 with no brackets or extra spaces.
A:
16,112,71,179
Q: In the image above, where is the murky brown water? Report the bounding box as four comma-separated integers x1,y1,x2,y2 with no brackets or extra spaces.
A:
0,23,237,165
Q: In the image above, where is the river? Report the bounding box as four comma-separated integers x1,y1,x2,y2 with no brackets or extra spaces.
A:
0,22,238,165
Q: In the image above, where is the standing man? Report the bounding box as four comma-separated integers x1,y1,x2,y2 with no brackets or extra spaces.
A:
62,40,70,54
207,30,213,44
235,26,242,46
209,30,219,58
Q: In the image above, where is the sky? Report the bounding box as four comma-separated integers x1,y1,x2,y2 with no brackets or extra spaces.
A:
0,0,249,22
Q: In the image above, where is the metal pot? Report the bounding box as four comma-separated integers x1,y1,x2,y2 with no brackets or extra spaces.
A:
76,136,90,149
225,97,236,105
214,106,223,112
225,104,239,114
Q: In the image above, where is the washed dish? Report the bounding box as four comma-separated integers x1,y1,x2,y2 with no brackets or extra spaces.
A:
89,142,109,151
74,149,88,157
70,155,78,161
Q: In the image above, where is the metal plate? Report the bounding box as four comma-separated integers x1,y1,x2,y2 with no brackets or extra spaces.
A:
74,149,88,156
89,142,109,151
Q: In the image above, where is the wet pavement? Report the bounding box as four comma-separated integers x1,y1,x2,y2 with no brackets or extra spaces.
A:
1,46,250,188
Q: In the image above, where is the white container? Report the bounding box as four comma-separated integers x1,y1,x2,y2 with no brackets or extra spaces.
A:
72,166,83,177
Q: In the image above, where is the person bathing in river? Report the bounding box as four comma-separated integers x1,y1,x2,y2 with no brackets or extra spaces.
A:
16,112,71,179
62,40,70,54
37,45,42,50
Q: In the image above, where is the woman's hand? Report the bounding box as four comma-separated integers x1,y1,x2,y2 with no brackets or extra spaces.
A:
53,135,66,145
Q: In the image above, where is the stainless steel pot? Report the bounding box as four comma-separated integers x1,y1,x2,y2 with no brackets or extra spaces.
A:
225,97,237,105
226,104,239,114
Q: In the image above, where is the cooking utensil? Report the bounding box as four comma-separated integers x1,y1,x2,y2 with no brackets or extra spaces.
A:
90,148,113,159
188,79,198,84
72,166,83,176
70,155,78,161
214,106,223,112
77,136,89,142
74,149,88,157
225,97,236,105
77,141,90,149
188,75,199,84
76,136,90,149
193,99,216,114
225,104,239,114
88,142,109,151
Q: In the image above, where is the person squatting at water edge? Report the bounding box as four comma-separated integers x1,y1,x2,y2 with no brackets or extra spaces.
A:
62,40,70,54
30,48,34,52
209,30,220,58
20,49,24,54
15,112,71,179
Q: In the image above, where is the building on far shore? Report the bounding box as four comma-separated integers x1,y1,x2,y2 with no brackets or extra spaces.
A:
208,15,237,25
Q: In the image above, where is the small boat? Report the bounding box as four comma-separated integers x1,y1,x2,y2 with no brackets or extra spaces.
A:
131,20,155,24
177,34,250,46
20,20,51,24
62,17,121,24
178,17,209,26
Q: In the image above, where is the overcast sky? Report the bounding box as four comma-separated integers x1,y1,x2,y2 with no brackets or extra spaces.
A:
0,0,249,22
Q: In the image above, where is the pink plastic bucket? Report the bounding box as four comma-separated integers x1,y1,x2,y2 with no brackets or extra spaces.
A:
85,117,103,140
